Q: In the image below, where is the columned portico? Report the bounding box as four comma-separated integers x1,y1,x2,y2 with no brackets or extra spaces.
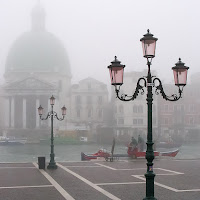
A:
5,98,10,128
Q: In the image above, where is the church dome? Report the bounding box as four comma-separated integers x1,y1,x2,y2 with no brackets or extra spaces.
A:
5,3,71,76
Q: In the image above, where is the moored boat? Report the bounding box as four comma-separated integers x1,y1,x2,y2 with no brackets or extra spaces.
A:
81,149,110,161
127,146,179,158
81,147,179,161
0,136,27,145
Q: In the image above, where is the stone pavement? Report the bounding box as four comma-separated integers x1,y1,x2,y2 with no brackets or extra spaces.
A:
0,158,200,200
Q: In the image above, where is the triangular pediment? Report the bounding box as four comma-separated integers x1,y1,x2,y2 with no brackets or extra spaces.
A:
79,77,106,85
4,77,56,90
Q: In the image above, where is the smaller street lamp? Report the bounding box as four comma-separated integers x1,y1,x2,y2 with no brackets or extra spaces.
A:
61,105,67,116
50,95,55,105
38,95,67,169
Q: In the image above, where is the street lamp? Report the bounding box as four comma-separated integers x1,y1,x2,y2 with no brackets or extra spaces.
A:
108,29,189,200
38,95,67,169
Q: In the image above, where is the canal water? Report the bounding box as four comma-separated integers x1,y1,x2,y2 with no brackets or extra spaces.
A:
0,143,199,163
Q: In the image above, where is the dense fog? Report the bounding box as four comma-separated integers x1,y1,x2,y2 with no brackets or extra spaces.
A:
0,0,199,84
0,0,199,162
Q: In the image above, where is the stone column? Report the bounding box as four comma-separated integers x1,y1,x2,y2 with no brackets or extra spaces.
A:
48,98,51,127
5,98,10,127
36,98,40,128
11,97,14,128
23,98,26,128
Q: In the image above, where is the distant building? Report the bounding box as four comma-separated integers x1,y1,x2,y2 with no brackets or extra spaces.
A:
0,3,70,140
158,73,200,142
70,77,108,140
0,3,109,142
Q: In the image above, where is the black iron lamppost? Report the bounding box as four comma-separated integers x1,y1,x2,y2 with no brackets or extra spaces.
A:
108,30,189,200
38,95,67,169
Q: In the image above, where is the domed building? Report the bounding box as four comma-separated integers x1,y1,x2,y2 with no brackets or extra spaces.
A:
0,3,72,140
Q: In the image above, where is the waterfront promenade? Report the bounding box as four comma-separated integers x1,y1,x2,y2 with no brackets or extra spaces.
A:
0,158,199,200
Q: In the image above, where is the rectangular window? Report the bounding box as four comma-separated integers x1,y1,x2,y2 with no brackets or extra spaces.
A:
88,83,91,90
98,96,103,104
88,109,92,118
87,96,92,104
77,109,80,118
133,119,137,124
138,119,143,125
189,117,194,125
133,106,137,113
76,96,81,104
118,118,124,125
164,105,168,112
164,118,169,125
138,106,143,113
119,105,124,114
98,109,103,118
189,104,194,113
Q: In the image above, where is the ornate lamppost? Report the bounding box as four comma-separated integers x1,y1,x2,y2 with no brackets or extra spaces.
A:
107,29,189,200
38,95,67,169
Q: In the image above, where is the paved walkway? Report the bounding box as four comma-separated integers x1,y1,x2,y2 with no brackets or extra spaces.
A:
0,158,200,200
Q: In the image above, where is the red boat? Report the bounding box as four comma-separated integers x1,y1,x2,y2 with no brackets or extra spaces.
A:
127,146,179,158
81,149,111,161
81,147,179,161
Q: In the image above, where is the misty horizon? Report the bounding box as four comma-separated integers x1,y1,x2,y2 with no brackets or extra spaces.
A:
0,0,198,87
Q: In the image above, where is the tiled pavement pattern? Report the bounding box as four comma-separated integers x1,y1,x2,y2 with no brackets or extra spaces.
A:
0,159,199,200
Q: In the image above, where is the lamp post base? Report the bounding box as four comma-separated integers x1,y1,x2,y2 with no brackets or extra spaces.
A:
47,162,57,169
143,198,157,200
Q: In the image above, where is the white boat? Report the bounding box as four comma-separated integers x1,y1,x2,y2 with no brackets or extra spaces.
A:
0,136,27,145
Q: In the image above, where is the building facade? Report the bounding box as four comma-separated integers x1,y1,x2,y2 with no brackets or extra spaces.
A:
0,4,109,142
158,74,200,143
70,77,108,140
0,4,71,141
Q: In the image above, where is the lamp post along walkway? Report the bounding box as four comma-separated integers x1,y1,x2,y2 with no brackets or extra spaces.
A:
38,95,67,169
108,29,189,200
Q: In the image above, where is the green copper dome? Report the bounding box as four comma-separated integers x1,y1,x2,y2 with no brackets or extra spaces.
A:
5,3,71,76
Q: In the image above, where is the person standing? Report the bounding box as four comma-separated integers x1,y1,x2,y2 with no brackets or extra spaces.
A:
138,135,145,152
129,136,138,151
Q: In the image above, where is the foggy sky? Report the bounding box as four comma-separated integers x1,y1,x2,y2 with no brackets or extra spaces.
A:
0,0,198,86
